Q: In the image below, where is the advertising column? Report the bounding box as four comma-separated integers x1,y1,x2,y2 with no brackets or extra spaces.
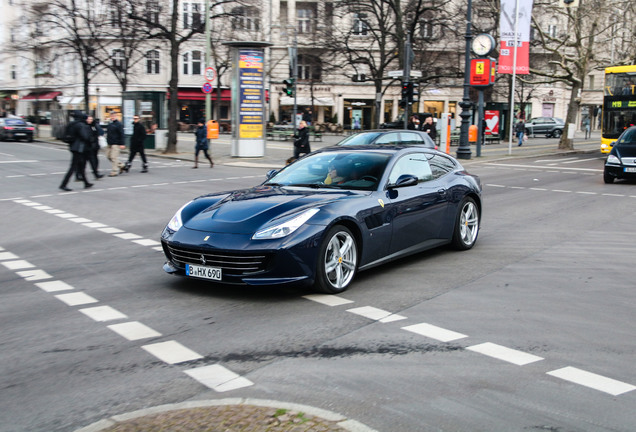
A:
225,41,272,157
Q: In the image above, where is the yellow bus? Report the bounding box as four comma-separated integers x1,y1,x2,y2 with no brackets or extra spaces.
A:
601,65,636,153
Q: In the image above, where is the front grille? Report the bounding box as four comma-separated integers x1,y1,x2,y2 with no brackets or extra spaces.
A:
166,244,270,274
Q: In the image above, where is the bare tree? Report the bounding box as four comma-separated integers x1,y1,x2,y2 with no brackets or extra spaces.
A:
530,0,635,149
125,0,235,153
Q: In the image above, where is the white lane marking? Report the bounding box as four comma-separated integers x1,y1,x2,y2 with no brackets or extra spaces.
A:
55,213,78,218
141,340,203,364
45,209,65,214
1,260,35,270
79,305,128,322
99,227,124,234
16,269,52,281
552,189,571,193
303,294,354,306
33,205,53,210
467,342,544,366
35,280,74,292
69,217,92,223
0,251,19,261
402,323,467,342
153,246,163,252
84,222,108,228
185,364,254,392
54,292,99,306
347,306,407,323
547,367,636,396
115,233,143,240
133,239,162,247
107,321,162,341
486,162,602,173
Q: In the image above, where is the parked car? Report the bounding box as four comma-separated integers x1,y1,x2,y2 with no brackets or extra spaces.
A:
524,117,565,138
603,126,636,184
0,118,35,142
161,145,482,293
336,129,436,149
380,113,432,129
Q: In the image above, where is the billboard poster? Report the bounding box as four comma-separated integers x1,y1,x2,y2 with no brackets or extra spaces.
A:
238,49,265,139
498,0,533,74
485,110,500,135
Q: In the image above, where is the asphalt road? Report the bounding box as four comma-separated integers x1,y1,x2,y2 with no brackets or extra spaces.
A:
0,139,634,431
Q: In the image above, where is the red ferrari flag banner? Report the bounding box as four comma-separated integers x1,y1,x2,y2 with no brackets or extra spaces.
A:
498,0,534,74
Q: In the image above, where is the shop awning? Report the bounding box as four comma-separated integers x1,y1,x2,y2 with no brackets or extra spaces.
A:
22,91,62,101
58,96,84,105
173,89,232,101
280,96,334,106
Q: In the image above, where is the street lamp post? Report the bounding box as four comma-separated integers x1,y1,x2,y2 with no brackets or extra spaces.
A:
456,0,473,160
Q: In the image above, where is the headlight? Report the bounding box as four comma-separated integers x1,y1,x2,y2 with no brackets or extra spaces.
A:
252,208,319,240
166,201,191,232
607,154,621,165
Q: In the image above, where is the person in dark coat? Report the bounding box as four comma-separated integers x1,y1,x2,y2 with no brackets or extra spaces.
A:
293,120,311,159
105,111,126,176
193,120,213,168
86,115,104,179
124,114,148,173
421,116,437,141
59,113,94,191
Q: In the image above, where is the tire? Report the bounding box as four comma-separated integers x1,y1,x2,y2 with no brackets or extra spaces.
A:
451,197,480,250
603,169,614,184
315,225,358,294
552,129,562,138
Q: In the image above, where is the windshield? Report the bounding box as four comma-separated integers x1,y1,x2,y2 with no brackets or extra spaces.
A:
337,132,386,146
617,128,636,145
266,151,392,191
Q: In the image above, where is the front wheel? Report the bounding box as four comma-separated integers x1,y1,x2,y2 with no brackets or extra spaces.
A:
315,225,358,294
603,169,614,184
451,197,480,250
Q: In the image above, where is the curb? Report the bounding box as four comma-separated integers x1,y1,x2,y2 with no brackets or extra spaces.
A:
74,398,379,432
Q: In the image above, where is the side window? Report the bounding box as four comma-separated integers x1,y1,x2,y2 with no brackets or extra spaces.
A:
399,132,424,145
428,154,456,179
375,132,400,145
388,152,432,184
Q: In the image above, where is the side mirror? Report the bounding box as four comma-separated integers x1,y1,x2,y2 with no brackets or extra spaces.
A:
610,141,616,147
266,169,278,179
388,174,418,189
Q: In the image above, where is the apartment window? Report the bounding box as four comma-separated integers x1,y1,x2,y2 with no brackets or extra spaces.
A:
352,13,368,36
183,2,202,30
110,3,123,27
146,50,160,74
298,54,321,81
588,75,594,90
420,12,434,39
548,17,558,38
11,65,17,80
231,7,260,31
112,49,125,71
297,5,315,34
146,2,160,25
183,51,202,75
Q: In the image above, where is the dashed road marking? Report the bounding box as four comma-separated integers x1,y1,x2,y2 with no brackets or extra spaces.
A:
107,321,162,341
347,306,407,323
79,305,128,322
184,365,254,392
402,323,467,342
547,367,636,396
303,294,354,306
141,341,203,364
35,280,74,292
54,292,99,306
1,260,35,270
466,342,544,366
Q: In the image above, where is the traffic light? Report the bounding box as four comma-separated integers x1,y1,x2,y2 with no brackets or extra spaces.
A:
401,82,414,106
283,78,294,96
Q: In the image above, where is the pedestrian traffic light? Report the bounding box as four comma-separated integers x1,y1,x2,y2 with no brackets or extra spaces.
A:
283,78,294,96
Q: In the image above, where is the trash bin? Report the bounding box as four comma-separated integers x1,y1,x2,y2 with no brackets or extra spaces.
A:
154,129,168,149
207,120,219,139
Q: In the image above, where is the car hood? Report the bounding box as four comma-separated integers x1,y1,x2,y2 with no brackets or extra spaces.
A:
183,186,358,234
615,144,636,158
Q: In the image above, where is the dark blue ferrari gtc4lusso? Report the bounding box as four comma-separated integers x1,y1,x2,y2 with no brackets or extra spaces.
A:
161,145,482,293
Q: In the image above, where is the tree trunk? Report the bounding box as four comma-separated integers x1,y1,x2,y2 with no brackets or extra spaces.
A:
165,38,179,154
559,81,581,150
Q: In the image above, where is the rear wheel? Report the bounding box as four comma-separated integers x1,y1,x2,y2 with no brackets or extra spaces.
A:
552,129,562,138
603,169,614,184
315,225,358,294
451,197,480,250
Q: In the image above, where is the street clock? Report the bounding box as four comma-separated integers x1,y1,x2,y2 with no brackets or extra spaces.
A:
472,33,496,57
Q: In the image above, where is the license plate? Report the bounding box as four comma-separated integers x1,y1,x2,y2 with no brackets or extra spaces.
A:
15,133,25,136
186,263,222,280
624,167,636,173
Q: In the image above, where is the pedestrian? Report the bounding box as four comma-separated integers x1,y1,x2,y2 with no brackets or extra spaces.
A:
293,120,311,159
59,113,93,191
105,111,126,176
123,114,148,173
86,115,104,179
421,116,437,141
515,119,525,146
303,109,313,126
193,119,214,168
583,116,590,139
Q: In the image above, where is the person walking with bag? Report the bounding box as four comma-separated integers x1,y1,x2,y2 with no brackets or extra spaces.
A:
59,114,94,191
293,120,311,160
123,114,148,173
105,111,126,176
193,119,214,168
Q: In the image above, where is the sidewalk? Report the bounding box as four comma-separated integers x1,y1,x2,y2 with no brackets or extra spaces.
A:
35,125,602,170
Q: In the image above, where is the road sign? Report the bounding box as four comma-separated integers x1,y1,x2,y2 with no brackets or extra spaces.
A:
388,69,422,78
202,82,212,93
204,67,216,82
